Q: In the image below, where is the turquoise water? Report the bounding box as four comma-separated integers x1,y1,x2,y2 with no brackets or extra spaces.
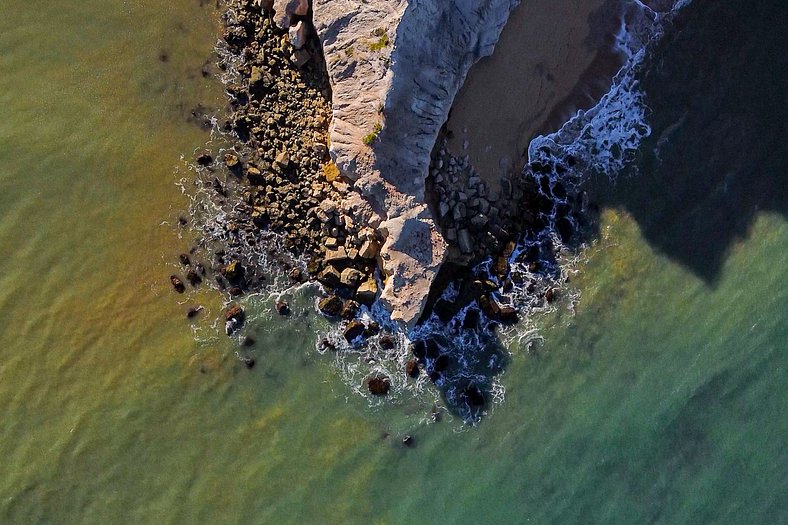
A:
0,0,785,523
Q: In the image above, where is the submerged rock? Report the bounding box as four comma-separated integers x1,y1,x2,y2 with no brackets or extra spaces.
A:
367,375,391,396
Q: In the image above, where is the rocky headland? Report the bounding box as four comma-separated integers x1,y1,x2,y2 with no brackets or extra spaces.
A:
174,0,661,419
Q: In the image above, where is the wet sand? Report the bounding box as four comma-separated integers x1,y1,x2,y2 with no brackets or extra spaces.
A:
445,0,626,192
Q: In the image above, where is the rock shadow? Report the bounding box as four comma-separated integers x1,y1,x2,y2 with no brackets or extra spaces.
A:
587,0,787,283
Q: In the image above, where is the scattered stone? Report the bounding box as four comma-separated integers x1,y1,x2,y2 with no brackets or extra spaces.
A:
170,275,186,293
367,375,391,396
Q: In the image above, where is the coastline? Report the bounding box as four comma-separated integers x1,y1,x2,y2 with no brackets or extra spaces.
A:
182,0,684,421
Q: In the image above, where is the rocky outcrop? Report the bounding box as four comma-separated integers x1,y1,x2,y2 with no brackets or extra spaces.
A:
310,0,520,329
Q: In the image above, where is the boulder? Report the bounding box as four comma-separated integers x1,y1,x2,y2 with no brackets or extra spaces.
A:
318,295,343,316
288,21,308,50
367,375,391,396
317,265,341,287
340,300,359,320
458,229,473,254
359,239,380,259
356,279,378,305
340,267,364,287
406,359,419,378
343,319,366,342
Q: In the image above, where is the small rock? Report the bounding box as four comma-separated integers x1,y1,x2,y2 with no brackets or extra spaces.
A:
402,435,415,447
406,359,419,378
170,275,186,293
274,151,290,168
367,375,391,396
379,335,396,350
318,265,342,287
223,153,239,168
186,305,203,319
196,153,213,166
179,253,191,266
240,356,256,369
243,336,255,347
224,304,245,335
274,300,290,315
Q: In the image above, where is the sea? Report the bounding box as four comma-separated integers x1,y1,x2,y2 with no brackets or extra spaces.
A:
0,0,785,523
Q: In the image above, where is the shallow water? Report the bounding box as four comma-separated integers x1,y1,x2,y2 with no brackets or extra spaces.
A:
0,0,785,523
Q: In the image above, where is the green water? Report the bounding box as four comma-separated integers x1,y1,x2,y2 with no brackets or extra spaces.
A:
1,1,785,523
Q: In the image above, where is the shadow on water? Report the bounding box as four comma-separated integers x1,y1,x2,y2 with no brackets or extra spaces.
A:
587,0,787,283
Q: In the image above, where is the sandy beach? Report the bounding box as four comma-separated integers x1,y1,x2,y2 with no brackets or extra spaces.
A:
445,0,626,192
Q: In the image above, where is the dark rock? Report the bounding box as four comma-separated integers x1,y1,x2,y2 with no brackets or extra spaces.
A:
462,308,480,330
433,354,450,373
186,305,203,319
179,253,191,266
288,267,304,282
242,336,255,347
498,305,518,324
320,338,337,352
196,153,213,166
170,275,186,293
177,216,188,226
364,322,381,338
379,335,396,350
224,304,245,335
479,294,500,318
411,340,426,360
343,320,366,342
222,260,244,281
318,295,343,317
402,435,415,447
367,375,390,396
274,300,290,315
340,300,359,320
317,266,342,288
406,359,419,378
229,286,243,296
545,288,557,303
240,355,256,369
186,270,203,286
463,385,485,407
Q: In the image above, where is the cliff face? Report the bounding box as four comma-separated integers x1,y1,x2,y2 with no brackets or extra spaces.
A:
308,0,519,328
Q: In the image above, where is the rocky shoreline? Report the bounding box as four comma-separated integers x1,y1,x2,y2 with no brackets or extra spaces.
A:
171,0,591,421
